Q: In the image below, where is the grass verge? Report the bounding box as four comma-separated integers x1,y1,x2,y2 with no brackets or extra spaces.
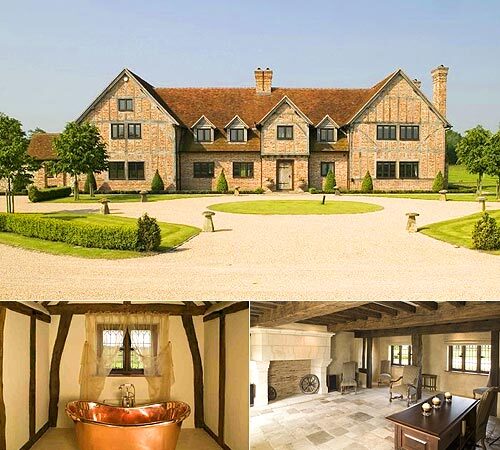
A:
47,193,220,203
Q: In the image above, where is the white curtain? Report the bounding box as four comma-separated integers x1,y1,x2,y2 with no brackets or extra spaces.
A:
79,312,174,402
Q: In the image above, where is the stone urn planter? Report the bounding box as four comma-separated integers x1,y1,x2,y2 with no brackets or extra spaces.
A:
296,179,307,192
264,178,274,192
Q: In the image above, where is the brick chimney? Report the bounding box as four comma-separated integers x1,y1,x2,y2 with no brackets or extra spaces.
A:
254,67,273,94
412,79,421,89
431,65,449,117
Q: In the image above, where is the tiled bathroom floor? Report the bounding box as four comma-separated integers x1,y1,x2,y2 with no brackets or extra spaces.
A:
251,387,500,449
32,427,222,449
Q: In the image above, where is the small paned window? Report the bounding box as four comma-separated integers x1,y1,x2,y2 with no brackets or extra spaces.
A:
319,128,336,142
128,162,145,180
111,123,125,139
229,128,245,142
400,125,420,141
128,123,142,139
196,128,212,142
376,161,396,179
320,162,335,177
277,125,293,140
193,162,215,178
108,162,126,180
233,162,254,178
118,99,133,112
390,345,412,366
448,345,491,374
377,125,397,140
399,162,419,179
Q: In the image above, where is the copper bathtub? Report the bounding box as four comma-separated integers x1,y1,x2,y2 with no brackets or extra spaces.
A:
66,400,191,450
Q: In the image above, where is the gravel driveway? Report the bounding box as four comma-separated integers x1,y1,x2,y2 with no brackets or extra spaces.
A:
0,194,498,301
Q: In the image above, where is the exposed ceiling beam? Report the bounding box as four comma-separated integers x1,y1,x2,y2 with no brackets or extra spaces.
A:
413,302,438,311
328,302,500,333
46,303,207,316
378,301,416,314
353,307,383,319
364,303,398,316
252,302,370,327
448,301,466,307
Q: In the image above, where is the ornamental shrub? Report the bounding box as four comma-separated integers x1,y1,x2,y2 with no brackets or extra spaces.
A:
323,169,336,193
136,213,161,252
361,171,373,193
28,186,72,202
151,170,165,193
472,213,500,250
0,213,137,250
432,171,445,192
254,187,265,194
216,170,229,193
84,172,97,195
308,187,319,194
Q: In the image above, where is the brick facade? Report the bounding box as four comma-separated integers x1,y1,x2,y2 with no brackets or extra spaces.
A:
268,360,311,400
27,67,448,193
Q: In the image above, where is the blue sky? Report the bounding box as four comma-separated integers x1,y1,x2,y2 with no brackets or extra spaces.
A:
1,0,498,133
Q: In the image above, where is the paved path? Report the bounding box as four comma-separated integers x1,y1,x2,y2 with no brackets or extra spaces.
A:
0,194,498,301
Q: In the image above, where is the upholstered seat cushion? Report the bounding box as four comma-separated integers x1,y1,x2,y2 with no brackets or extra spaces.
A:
391,384,416,396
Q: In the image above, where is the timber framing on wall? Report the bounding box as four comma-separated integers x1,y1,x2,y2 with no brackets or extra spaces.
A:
0,308,6,450
203,302,249,450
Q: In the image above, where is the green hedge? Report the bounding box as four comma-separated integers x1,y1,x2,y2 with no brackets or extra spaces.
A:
28,186,72,202
0,213,139,251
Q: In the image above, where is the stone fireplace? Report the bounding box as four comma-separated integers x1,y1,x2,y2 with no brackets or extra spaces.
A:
250,326,333,406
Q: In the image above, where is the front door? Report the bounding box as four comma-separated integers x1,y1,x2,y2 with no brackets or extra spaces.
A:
277,160,293,190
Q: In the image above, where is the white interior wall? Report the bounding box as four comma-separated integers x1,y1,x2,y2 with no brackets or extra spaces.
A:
225,310,249,450
53,314,203,429
203,317,219,436
36,321,50,432
3,310,30,450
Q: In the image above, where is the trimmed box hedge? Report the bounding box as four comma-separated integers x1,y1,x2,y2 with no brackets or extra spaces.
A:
28,186,72,202
0,213,142,251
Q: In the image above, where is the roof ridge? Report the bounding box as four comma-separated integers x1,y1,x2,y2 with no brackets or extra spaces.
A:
155,86,374,91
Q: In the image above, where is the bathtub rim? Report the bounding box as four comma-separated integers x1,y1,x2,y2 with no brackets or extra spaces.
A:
65,400,191,428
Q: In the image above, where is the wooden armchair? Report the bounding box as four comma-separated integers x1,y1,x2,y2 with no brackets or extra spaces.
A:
389,365,419,407
378,360,392,386
476,387,498,449
340,361,358,394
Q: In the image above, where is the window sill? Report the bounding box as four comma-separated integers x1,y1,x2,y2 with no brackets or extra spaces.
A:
445,370,489,376
107,373,145,378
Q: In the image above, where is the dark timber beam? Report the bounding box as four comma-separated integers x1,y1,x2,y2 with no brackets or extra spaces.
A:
330,302,500,333
218,314,226,447
353,307,383,319
47,303,206,316
448,301,466,307
412,333,423,400
253,302,369,327
413,302,438,311
1,302,50,323
29,315,36,438
0,308,6,450
365,303,398,316
491,330,499,417
353,318,500,338
378,302,416,314
49,313,73,427
182,316,204,428
203,302,249,322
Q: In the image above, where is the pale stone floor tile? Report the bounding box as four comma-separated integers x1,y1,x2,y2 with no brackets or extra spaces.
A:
32,427,222,450
251,387,500,449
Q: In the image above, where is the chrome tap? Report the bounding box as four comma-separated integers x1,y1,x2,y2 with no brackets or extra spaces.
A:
119,383,136,407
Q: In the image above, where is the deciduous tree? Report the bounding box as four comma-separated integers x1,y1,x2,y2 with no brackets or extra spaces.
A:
485,131,500,199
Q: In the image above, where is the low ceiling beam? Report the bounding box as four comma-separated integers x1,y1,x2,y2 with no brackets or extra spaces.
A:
252,302,370,327
46,303,207,316
364,303,398,316
413,302,438,311
329,302,500,333
378,302,416,314
448,301,466,307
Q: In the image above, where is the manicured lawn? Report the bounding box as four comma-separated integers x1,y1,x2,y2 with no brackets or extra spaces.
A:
365,193,499,202
208,200,383,215
448,164,497,190
420,209,500,255
0,212,200,259
47,193,220,203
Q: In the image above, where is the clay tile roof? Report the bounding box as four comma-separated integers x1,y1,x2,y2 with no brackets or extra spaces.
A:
27,133,58,160
154,72,395,131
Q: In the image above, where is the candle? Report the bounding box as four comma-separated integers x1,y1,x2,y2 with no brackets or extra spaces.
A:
432,396,441,408
422,402,432,416
445,392,452,402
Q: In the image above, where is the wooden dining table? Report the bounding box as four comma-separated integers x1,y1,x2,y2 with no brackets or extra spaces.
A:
386,393,479,450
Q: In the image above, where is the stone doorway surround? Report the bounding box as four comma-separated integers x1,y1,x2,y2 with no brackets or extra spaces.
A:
250,326,333,407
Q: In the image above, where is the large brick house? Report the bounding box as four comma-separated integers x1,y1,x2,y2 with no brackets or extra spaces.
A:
29,66,450,192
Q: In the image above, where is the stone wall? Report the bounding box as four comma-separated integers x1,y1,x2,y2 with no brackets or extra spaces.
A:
350,74,446,191
83,75,177,192
179,152,261,191
268,360,311,399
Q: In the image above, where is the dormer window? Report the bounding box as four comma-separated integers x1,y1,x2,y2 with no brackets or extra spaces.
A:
196,128,213,142
319,128,336,142
229,128,245,142
118,98,133,112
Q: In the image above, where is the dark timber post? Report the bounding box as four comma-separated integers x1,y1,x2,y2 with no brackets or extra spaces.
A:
366,337,373,388
29,315,36,437
491,330,499,417
0,308,6,450
411,333,423,400
218,314,226,447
